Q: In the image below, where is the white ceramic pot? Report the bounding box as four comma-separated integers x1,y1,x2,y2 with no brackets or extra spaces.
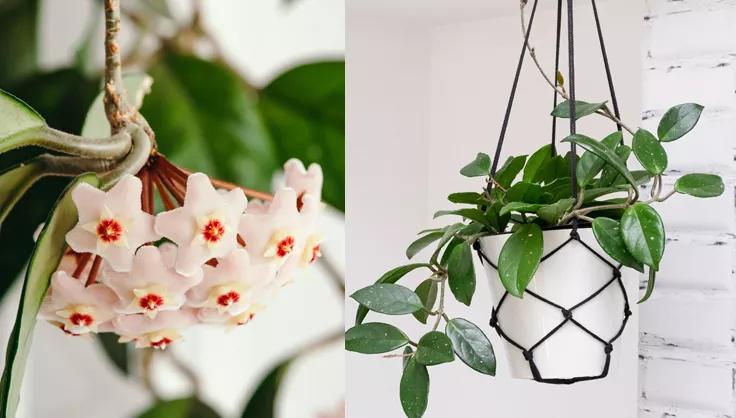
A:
478,226,635,382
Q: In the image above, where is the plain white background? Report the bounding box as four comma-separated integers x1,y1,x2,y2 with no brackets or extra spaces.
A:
0,1,345,417
347,0,643,417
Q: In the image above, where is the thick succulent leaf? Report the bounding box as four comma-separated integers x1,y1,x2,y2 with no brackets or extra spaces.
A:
498,224,543,297
446,241,475,306
499,202,545,216
0,89,44,141
536,198,575,225
412,279,438,324
658,103,704,142
239,358,291,418
551,100,606,120
406,231,444,260
598,144,632,188
355,263,431,325
523,144,553,183
620,203,665,270
460,152,491,177
563,134,637,190
0,173,99,418
445,318,496,375
592,217,645,273
415,331,455,366
675,173,724,198
494,155,527,189
351,283,423,315
400,357,430,418
259,61,345,210
639,268,657,304
136,397,221,418
0,159,45,224
632,129,667,175
576,132,622,187
345,323,409,354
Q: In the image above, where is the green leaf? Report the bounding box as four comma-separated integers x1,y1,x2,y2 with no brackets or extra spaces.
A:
506,182,543,203
542,177,572,201
551,100,606,120
136,397,220,418
563,134,638,190
97,333,129,375
576,132,622,187
259,61,344,210
460,152,491,177
494,155,527,189
446,242,476,306
499,202,545,216
599,144,632,188
658,103,704,142
403,346,414,370
620,203,665,270
536,198,575,225
675,173,724,198
0,173,99,418
240,358,291,418
445,318,496,375
142,53,277,193
433,208,491,229
351,283,423,315
0,0,39,85
632,129,668,175
400,357,430,418
523,144,553,183
412,279,438,324
639,268,657,304
415,331,455,366
0,160,45,224
345,323,409,354
406,232,443,259
447,192,486,205
592,217,645,273
355,264,431,325
498,224,543,297
0,89,44,140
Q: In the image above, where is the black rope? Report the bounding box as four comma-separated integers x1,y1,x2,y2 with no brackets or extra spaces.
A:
476,229,632,385
488,0,541,181
566,0,579,230
550,0,563,155
591,0,623,138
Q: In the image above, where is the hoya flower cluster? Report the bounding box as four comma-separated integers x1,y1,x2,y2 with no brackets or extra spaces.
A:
40,159,324,350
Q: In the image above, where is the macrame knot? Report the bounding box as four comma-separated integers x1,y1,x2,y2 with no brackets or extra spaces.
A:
624,306,632,317
472,241,481,251
523,350,534,361
561,309,573,320
604,344,613,354
569,230,580,240
613,269,622,278
489,310,498,328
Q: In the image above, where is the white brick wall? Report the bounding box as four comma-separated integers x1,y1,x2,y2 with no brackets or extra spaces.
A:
640,0,736,416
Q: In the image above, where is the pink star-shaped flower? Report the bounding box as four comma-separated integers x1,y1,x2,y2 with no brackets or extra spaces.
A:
196,306,262,329
239,188,302,266
284,159,323,203
104,245,202,318
187,248,277,315
65,175,160,272
114,309,198,349
154,173,246,276
39,271,118,335
274,194,324,285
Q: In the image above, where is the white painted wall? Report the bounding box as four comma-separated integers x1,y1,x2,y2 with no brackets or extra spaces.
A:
347,1,643,417
0,1,345,418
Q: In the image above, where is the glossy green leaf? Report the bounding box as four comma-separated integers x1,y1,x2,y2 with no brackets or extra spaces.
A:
447,242,475,306
542,177,572,201
639,268,657,304
563,134,638,190
403,347,414,370
599,144,632,188
620,203,665,270
142,53,277,193
406,231,443,259
433,208,491,229
355,263,431,325
551,100,606,120
0,89,44,140
0,173,99,418
351,283,423,315
412,279,438,324
576,132,622,187
240,358,291,418
415,331,455,366
494,155,527,189
0,159,45,224
658,103,704,142
506,182,543,203
400,357,429,418
632,129,667,175
345,323,409,354
460,152,491,177
499,202,545,216
592,217,645,273
97,333,129,375
536,198,575,225
259,61,344,210
445,318,496,375
523,144,553,183
447,192,486,205
498,224,543,297
675,173,724,198
136,397,220,418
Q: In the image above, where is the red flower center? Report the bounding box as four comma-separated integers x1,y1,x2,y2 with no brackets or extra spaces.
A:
236,312,256,326
276,236,295,257
216,291,240,307
150,337,172,349
202,219,225,243
96,218,123,243
69,312,94,327
139,294,164,311
310,244,322,263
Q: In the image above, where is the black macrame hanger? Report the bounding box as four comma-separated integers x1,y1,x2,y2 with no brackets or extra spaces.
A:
476,0,633,385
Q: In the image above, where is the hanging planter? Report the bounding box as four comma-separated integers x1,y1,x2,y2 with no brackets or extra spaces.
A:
347,0,725,417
